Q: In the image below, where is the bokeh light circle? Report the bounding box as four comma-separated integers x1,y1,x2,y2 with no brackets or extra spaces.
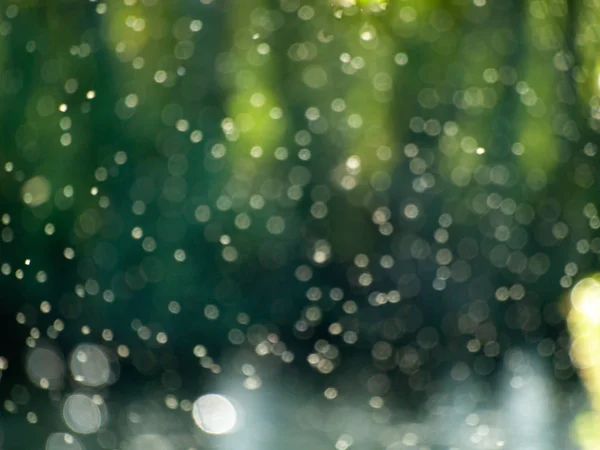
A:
62,393,104,434
192,394,237,434
26,345,65,389
69,344,114,387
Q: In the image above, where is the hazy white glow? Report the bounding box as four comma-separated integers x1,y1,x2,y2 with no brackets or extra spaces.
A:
501,353,554,450
571,278,600,324
70,344,112,387
26,346,65,389
192,394,237,434
63,393,103,434
46,433,83,450
22,176,51,206
127,434,173,450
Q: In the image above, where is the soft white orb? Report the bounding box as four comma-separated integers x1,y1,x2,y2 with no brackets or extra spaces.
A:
127,434,173,450
26,345,65,389
46,433,83,450
69,344,112,387
63,393,103,434
192,394,237,434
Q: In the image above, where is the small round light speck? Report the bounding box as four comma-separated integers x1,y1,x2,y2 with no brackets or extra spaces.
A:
192,394,237,434
63,393,104,434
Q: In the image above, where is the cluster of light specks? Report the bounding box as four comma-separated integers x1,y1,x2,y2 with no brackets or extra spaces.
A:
192,344,221,374
20,342,115,440
307,339,339,374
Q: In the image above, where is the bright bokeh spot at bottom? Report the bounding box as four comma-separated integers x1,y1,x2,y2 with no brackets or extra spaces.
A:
569,275,600,450
192,394,237,435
